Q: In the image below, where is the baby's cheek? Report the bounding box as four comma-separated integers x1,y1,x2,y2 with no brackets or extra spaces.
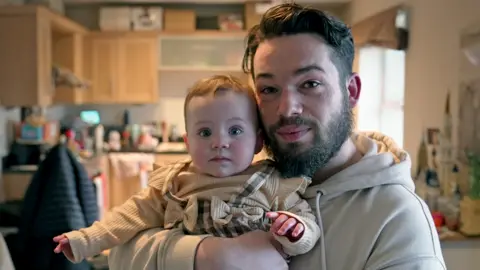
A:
232,140,255,154
190,149,208,165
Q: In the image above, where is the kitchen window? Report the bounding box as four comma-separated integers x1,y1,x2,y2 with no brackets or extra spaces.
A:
357,46,406,147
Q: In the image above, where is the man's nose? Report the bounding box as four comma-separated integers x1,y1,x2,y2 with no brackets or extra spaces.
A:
277,89,302,117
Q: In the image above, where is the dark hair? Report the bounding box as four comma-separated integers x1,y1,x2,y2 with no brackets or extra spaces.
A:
242,3,355,81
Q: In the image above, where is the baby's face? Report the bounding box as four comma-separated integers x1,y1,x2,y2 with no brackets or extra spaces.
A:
185,91,260,177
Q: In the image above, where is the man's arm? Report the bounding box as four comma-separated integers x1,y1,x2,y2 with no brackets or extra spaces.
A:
109,229,288,270
365,188,446,270
108,228,207,270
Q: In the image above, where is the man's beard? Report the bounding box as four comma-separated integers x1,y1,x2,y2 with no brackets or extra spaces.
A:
263,93,353,178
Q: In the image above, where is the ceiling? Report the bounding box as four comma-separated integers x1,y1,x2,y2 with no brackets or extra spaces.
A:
64,0,351,5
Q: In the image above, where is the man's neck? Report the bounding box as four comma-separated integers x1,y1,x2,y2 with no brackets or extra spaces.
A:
312,138,362,185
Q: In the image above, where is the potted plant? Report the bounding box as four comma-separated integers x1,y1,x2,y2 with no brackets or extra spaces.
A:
459,153,480,235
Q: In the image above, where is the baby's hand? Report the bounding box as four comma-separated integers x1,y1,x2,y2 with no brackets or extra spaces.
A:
53,235,74,260
266,212,304,242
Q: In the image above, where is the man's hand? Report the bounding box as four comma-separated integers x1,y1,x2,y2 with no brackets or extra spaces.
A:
195,230,288,270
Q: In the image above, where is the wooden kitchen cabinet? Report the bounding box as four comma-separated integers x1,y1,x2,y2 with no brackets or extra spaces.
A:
53,33,87,104
83,32,159,104
0,5,88,106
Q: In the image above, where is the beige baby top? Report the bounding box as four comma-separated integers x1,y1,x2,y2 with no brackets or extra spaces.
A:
64,159,320,263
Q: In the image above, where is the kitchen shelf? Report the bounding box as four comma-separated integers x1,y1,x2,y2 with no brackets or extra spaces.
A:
0,5,88,35
158,34,244,73
0,5,88,106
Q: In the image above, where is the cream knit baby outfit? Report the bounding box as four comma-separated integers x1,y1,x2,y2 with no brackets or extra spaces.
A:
64,159,320,263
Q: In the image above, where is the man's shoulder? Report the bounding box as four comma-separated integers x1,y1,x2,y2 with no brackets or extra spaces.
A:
363,184,446,269
365,183,438,240
369,182,426,213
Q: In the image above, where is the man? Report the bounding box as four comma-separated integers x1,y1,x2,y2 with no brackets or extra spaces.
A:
109,3,446,270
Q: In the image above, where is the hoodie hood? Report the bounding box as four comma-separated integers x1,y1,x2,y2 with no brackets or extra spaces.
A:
288,132,444,270
303,131,413,200
298,132,414,270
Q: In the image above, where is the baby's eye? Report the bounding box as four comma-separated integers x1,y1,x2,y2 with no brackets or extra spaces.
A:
229,127,243,136
260,87,278,95
198,129,211,137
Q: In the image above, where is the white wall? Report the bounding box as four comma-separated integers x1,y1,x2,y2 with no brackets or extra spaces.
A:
350,0,480,173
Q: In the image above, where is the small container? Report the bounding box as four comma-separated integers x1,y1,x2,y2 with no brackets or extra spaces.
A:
432,211,445,229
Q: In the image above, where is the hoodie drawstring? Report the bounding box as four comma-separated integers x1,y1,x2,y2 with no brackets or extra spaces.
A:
315,190,327,270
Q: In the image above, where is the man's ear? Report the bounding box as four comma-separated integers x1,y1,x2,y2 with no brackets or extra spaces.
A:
183,133,189,151
254,130,264,154
347,73,362,108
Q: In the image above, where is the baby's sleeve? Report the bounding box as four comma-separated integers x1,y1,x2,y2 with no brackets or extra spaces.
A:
64,177,167,263
273,178,320,256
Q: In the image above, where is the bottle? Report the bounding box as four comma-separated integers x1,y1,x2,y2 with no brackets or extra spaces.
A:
169,124,179,142
95,124,104,152
122,130,131,149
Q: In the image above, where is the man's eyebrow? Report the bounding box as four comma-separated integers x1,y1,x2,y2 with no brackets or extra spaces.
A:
255,65,325,80
294,65,325,75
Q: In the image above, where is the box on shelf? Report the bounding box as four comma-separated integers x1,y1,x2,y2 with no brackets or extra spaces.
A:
130,7,163,31
26,0,64,14
99,7,131,31
164,9,195,31
16,121,59,143
218,14,243,31
0,0,24,6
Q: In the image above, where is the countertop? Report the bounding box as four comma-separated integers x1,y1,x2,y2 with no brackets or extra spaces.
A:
3,149,189,174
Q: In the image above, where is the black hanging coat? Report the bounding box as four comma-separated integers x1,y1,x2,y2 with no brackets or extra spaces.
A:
15,144,98,270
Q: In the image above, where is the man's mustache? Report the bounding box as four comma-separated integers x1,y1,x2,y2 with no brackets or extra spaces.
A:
270,116,315,131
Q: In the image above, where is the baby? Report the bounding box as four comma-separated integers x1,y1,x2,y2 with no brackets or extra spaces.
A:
53,75,320,263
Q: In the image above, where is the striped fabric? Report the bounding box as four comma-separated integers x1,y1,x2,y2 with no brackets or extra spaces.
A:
163,161,276,237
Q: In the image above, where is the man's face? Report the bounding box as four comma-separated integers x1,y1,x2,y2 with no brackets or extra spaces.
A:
253,34,357,178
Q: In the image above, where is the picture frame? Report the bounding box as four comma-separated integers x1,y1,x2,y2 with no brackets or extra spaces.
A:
426,128,440,145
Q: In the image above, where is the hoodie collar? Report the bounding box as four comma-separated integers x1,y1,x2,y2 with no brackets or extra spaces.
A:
303,132,413,199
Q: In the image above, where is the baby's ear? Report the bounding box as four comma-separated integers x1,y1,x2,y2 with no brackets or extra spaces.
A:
183,133,189,151
254,130,264,154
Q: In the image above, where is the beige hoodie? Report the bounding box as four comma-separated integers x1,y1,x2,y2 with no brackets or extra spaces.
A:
108,132,446,270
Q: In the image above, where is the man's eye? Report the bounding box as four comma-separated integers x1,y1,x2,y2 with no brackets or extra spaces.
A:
198,129,211,137
301,81,321,89
229,127,243,136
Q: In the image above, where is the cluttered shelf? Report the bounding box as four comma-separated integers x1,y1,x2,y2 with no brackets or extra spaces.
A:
439,229,480,242
415,90,480,242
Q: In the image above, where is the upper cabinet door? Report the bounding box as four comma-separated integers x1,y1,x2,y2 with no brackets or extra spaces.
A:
117,36,159,104
84,37,119,103
158,32,246,72
83,32,159,104
0,13,52,106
